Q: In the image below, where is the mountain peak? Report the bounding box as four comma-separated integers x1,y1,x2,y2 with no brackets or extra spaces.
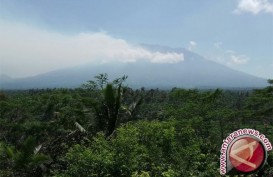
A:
0,45,267,89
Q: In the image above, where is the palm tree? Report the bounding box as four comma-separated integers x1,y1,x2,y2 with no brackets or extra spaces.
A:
83,74,127,136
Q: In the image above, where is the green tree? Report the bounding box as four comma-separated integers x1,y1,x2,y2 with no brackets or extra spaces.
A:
1,136,49,176
82,74,128,136
56,120,218,177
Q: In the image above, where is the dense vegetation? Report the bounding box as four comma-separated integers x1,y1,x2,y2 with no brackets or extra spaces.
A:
0,74,272,177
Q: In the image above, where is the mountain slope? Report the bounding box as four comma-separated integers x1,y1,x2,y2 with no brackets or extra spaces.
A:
0,45,267,89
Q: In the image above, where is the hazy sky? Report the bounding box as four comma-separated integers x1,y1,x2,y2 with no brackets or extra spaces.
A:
0,0,272,78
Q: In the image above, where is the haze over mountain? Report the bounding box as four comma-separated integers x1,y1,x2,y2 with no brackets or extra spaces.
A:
0,45,267,90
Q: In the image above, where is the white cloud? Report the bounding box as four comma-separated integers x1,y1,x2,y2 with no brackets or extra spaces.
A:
214,42,223,49
229,54,249,65
188,41,197,51
234,0,273,14
225,50,235,54
206,44,249,66
0,21,184,77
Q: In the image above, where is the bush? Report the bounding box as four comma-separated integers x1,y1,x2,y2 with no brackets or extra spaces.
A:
56,120,218,177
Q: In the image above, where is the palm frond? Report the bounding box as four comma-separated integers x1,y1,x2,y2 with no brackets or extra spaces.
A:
75,122,86,133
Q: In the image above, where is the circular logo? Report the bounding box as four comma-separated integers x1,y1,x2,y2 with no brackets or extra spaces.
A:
229,136,266,173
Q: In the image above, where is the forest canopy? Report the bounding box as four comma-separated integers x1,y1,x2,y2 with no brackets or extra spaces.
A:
0,74,272,177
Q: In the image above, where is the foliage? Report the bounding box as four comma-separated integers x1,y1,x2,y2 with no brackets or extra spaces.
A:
0,137,49,176
56,120,218,177
0,76,272,176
